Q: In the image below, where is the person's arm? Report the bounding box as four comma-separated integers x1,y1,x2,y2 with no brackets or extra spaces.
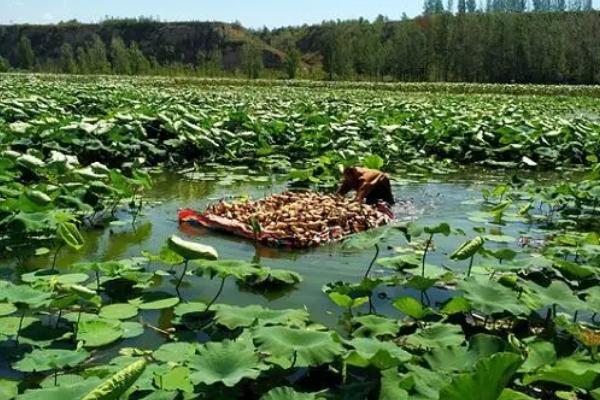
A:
337,170,357,196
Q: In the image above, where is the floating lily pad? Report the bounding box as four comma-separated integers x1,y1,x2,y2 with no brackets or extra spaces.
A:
99,303,139,320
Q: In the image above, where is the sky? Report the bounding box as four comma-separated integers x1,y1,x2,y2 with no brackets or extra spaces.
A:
2,0,424,28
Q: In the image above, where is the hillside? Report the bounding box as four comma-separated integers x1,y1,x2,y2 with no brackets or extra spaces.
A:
0,20,285,71
1,10,599,84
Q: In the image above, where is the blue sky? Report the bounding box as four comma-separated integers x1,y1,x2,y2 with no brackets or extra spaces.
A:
2,0,424,27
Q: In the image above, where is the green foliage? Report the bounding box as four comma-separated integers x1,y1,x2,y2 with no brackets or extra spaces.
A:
241,42,264,79
284,46,302,79
17,36,35,69
0,56,10,72
188,339,266,387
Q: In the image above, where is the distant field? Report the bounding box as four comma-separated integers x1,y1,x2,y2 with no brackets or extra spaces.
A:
2,73,599,173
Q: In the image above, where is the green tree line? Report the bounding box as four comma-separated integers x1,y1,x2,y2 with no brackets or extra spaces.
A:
1,8,599,84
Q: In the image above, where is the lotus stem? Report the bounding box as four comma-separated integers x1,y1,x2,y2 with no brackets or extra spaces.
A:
573,311,578,323
54,370,58,386
74,310,82,342
175,260,189,291
290,350,298,369
51,242,63,272
15,311,25,346
363,243,380,280
467,254,475,278
55,309,62,329
205,277,226,311
95,270,101,293
422,233,434,277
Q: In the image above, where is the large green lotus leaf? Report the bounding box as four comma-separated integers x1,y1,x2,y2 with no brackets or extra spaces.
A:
0,316,37,336
424,333,506,372
582,287,600,311
137,391,177,400
260,387,321,400
6,211,50,232
17,321,72,348
405,363,451,399
168,235,218,261
77,319,124,348
153,342,197,363
39,373,84,388
519,341,557,373
136,292,180,310
194,259,259,279
440,296,472,315
142,245,184,266
0,379,18,400
154,366,194,393
99,303,139,320
458,277,528,316
345,337,412,369
21,272,89,285
343,226,393,250
327,292,368,309
17,377,101,400
189,339,266,387
393,296,433,319
439,352,523,400
173,301,207,317
378,369,409,400
523,280,587,314
377,254,422,271
352,314,399,338
523,355,600,390
13,349,89,372
405,322,465,349
498,389,535,399
121,321,144,339
243,267,302,287
214,304,309,330
424,346,476,373
0,283,52,307
253,326,344,368
450,236,484,261
0,303,16,316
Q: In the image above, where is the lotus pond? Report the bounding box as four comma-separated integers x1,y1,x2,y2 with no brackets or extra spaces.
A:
0,74,599,400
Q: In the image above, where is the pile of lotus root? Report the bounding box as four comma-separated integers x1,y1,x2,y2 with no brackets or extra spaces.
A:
199,191,393,248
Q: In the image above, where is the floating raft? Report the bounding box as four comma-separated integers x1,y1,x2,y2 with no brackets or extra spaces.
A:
178,191,393,249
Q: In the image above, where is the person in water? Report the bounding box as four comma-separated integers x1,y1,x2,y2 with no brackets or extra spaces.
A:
337,167,395,205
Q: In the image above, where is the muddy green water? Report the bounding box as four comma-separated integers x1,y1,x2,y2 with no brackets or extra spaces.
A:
1,170,543,370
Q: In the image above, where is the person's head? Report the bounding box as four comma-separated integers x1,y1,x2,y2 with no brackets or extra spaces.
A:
342,166,358,179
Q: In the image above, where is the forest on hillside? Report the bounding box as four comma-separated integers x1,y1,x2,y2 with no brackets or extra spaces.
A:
0,0,598,84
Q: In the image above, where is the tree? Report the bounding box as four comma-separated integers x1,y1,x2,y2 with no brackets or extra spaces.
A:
467,0,478,11
87,35,111,74
0,56,10,72
206,49,223,76
76,46,89,74
59,43,77,74
129,41,150,75
241,42,263,79
424,0,445,14
458,0,467,13
17,36,35,69
322,26,353,80
110,36,131,75
284,46,301,79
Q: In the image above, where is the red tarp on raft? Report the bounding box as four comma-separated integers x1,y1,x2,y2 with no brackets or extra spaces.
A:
178,196,393,249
